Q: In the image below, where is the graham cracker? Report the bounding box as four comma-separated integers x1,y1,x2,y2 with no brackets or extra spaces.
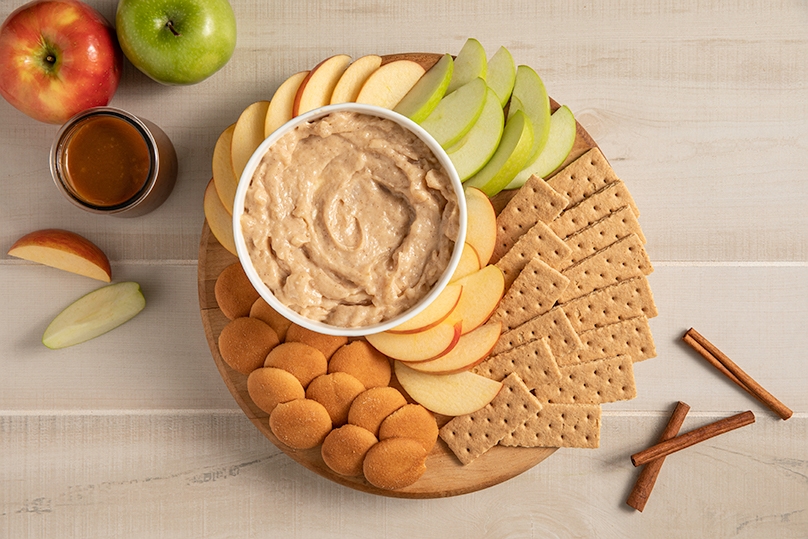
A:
563,206,646,268
439,373,542,465
492,306,582,358
474,338,561,390
555,315,656,367
558,233,653,304
499,403,601,449
549,181,639,240
492,175,569,263
546,147,632,213
496,221,571,288
561,275,658,333
490,257,570,331
532,355,637,404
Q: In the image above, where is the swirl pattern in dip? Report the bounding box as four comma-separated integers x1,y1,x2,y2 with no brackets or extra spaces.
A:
241,111,460,328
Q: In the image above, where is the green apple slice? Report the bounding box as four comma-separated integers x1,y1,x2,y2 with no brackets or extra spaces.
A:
42,282,146,349
420,77,486,148
464,110,534,197
508,65,551,162
486,46,516,107
506,105,577,190
394,54,454,123
445,87,505,181
446,38,487,94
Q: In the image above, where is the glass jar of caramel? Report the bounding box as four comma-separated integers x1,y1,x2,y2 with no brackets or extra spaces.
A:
50,107,178,217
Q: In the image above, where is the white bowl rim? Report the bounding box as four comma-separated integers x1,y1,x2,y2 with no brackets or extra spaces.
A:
232,102,468,337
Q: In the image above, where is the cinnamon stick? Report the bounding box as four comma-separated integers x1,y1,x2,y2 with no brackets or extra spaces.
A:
631,410,755,467
626,401,690,512
683,328,793,420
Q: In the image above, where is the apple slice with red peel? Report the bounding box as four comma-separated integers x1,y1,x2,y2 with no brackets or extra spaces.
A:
355,60,426,109
365,320,462,362
446,264,505,334
264,70,309,137
293,54,352,116
394,53,453,123
394,360,502,416
330,54,382,104
42,282,145,349
446,38,487,94
203,178,237,256
231,100,270,179
420,76,487,148
212,123,237,213
387,283,462,334
8,229,112,282
464,187,497,266
449,243,481,283
401,322,501,375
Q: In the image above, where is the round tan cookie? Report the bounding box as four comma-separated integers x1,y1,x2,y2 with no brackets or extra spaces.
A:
247,367,305,415
348,386,407,436
306,372,366,426
269,398,332,449
362,437,427,490
321,424,378,477
218,317,280,375
286,324,347,360
215,262,260,320
264,341,328,388
249,297,293,341
329,340,391,389
378,404,439,453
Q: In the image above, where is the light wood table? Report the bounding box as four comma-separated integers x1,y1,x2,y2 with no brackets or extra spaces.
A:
1,1,805,537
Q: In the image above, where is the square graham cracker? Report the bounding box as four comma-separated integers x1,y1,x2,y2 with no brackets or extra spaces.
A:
499,403,601,449
492,175,569,263
555,315,657,367
563,206,646,268
492,306,582,358
561,275,658,333
558,233,653,304
474,337,561,390
546,147,630,212
496,220,571,288
439,373,542,465
532,355,637,405
491,257,570,330
549,181,639,240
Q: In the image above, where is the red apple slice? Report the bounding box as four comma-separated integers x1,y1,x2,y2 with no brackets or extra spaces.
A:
264,70,309,137
212,123,237,214
231,100,270,179
355,60,426,109
394,361,503,416
8,229,112,282
449,243,481,282
330,54,382,104
387,283,462,334
401,322,501,374
464,186,497,266
203,178,236,256
292,54,352,116
446,265,505,334
365,320,462,362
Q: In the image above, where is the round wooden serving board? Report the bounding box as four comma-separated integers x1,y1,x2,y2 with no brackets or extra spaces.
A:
198,53,597,498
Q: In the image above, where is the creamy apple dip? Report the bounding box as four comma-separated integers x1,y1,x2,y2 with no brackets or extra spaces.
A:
241,111,460,328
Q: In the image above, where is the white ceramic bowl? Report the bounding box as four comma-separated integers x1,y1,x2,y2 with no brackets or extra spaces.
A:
232,103,467,337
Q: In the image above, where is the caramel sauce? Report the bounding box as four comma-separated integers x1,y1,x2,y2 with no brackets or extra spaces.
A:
62,115,152,207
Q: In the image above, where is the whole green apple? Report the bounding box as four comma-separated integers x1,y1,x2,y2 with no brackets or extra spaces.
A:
115,0,236,85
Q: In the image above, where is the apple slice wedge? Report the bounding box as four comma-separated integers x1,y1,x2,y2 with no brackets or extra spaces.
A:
446,37,487,94
464,186,497,266
203,178,237,256
446,264,505,334
393,53,453,123
486,46,516,107
42,282,146,349
401,322,501,375
293,54,352,116
264,70,309,137
212,123,237,213
445,87,505,181
330,54,382,104
508,65,551,163
419,77,487,148
386,283,462,334
394,361,503,416
449,242,481,283
355,59,426,109
8,229,112,282
365,320,462,362
231,100,270,179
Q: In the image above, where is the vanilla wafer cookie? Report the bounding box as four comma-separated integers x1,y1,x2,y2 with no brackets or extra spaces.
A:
549,181,639,240
499,402,601,448
555,315,656,367
492,307,582,358
474,337,561,389
563,206,645,268
491,257,570,331
533,355,637,404
561,276,658,333
496,221,571,288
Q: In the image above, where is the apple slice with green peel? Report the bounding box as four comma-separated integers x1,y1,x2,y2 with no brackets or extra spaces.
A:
394,361,503,416
292,54,352,116
450,242,481,283
487,46,516,107
508,65,551,163
330,54,382,104
387,283,462,334
8,229,112,282
446,38,487,94
464,187,497,266
506,105,577,190
464,110,534,197
203,179,237,256
394,53,453,123
420,77,486,148
400,322,501,375
355,60,426,109
212,123,237,213
264,71,309,137
445,87,504,181
42,282,146,349
365,320,462,362
231,100,270,179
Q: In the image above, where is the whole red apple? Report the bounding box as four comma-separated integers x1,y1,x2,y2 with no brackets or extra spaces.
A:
0,0,123,124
